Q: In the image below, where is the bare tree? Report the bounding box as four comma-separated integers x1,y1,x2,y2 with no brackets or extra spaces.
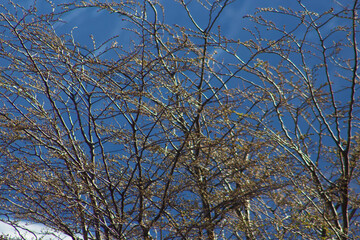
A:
0,0,359,239
236,2,360,239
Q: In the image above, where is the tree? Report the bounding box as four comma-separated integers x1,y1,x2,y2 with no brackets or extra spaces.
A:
239,2,360,238
0,0,359,239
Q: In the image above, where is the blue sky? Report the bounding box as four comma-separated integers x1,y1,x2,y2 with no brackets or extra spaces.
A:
24,0,322,48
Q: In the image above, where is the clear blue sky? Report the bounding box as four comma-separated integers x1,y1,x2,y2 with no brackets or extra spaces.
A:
24,0,341,55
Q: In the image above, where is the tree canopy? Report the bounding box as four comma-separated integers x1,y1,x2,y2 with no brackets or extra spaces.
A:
0,0,359,239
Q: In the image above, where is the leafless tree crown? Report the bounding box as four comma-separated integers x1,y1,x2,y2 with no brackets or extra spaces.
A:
0,0,359,239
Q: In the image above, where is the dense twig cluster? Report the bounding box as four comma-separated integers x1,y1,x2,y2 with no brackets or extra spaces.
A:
0,0,359,239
